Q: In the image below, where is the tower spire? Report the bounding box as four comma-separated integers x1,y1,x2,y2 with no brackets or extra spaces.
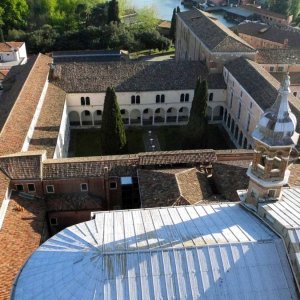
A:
244,73,299,209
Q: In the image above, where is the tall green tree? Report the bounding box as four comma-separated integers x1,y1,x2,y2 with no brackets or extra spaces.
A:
170,8,177,43
0,0,29,34
185,78,208,149
290,0,300,17
268,0,291,16
107,0,120,23
101,87,126,155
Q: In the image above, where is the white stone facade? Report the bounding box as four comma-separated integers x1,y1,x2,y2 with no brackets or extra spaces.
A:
221,68,263,149
66,89,227,127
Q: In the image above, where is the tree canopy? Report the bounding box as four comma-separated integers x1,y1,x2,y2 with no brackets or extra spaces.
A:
184,78,208,149
267,0,300,17
101,87,127,155
107,0,120,23
0,0,29,34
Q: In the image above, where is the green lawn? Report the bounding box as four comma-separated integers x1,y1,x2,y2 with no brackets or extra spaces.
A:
68,125,230,157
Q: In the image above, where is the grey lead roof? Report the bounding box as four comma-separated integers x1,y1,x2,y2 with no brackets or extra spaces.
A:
177,9,256,53
225,57,281,111
257,49,300,64
51,60,226,93
12,204,298,299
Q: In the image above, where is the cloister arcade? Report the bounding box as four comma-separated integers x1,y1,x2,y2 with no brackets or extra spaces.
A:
68,106,191,127
68,104,251,149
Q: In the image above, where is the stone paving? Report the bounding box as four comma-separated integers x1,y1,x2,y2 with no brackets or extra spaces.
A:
143,130,161,152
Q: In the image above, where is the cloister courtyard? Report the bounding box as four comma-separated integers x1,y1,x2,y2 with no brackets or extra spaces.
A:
68,125,231,157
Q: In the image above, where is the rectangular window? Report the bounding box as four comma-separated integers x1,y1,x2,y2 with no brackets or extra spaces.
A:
268,190,276,198
50,217,58,226
80,183,88,192
209,93,213,101
46,185,55,194
110,182,117,190
278,66,284,72
246,113,251,132
238,102,241,119
270,66,274,72
28,183,35,192
15,184,24,192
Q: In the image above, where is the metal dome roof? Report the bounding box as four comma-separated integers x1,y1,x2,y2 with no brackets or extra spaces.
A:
253,73,298,147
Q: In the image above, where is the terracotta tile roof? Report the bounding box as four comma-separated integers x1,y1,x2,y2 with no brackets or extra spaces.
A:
257,49,300,64
45,193,106,211
43,156,138,179
271,72,300,85
0,42,24,52
235,22,300,48
138,168,212,207
178,9,256,53
212,160,251,201
0,54,52,156
241,5,290,19
176,168,212,204
29,84,66,158
0,194,46,299
0,151,45,180
0,70,9,80
138,150,216,166
225,57,300,132
158,20,171,29
51,60,225,93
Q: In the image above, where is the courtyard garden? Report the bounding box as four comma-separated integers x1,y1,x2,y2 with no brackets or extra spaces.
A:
68,125,231,157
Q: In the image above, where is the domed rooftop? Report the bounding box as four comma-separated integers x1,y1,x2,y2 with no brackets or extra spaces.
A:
252,73,299,147
10,205,298,299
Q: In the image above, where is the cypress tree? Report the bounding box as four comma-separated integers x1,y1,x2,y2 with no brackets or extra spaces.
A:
101,87,126,155
170,8,177,43
185,78,208,148
107,0,120,24
177,6,181,13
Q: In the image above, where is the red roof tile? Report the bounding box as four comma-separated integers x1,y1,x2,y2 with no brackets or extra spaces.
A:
0,42,24,52
0,194,46,299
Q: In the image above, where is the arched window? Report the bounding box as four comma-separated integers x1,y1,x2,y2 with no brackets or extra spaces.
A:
85,111,90,116
136,95,140,104
120,109,125,115
131,95,136,104
96,110,102,116
86,97,90,105
185,93,189,102
167,108,172,113
209,93,213,101
81,97,85,105
156,95,160,103
180,94,184,102
161,94,165,103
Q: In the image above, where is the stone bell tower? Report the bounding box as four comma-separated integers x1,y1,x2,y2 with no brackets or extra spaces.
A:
245,73,299,209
